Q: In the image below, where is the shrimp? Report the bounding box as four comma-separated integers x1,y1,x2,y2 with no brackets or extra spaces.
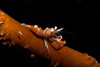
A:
21,23,66,52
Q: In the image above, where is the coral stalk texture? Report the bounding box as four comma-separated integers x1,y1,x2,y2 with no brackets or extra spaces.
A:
0,10,100,67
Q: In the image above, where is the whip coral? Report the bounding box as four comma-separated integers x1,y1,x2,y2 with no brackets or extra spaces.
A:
0,10,100,67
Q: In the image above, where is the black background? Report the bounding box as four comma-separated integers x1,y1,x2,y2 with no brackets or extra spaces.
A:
0,0,99,67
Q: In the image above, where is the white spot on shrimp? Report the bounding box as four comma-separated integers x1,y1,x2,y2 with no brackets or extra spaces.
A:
38,28,40,30
34,25,38,28
19,31,22,35
51,28,54,32
54,26,57,29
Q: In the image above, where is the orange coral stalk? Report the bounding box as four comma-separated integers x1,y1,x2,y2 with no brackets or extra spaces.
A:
0,10,100,67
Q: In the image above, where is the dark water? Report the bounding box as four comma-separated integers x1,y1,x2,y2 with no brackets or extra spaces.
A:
0,0,99,67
